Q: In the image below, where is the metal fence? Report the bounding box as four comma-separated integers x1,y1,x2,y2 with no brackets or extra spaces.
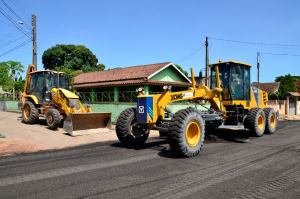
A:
0,93,19,101
78,91,164,103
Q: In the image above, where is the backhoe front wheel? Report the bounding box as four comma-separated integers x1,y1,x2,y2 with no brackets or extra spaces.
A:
244,108,266,137
168,109,205,158
22,101,39,124
46,109,61,130
116,108,149,147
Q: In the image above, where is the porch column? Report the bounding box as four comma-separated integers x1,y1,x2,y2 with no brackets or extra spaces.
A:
286,97,289,116
91,88,96,102
295,97,299,115
144,85,149,95
114,87,119,102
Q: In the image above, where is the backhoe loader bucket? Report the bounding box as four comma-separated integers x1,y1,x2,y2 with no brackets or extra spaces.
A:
63,112,112,137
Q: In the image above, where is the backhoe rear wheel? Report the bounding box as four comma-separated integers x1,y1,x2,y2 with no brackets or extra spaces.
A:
263,108,277,134
244,108,266,137
46,109,61,130
22,101,39,124
168,108,205,158
116,108,149,147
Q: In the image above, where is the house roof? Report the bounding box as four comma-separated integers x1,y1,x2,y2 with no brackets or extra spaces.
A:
283,92,300,97
251,82,280,93
74,62,192,88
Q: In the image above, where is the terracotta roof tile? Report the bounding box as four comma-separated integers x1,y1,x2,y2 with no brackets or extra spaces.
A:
251,82,280,93
75,79,193,88
74,62,171,85
283,92,300,97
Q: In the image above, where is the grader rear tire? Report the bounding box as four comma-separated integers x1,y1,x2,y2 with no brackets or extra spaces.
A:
116,108,149,147
168,109,205,158
22,101,39,124
244,108,266,137
263,108,277,134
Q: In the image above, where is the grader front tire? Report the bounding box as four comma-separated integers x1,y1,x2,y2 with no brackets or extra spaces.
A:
245,108,266,137
168,109,205,158
263,108,277,134
116,108,149,147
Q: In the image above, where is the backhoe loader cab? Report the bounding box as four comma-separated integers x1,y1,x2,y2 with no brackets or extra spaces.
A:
116,60,278,158
19,64,111,136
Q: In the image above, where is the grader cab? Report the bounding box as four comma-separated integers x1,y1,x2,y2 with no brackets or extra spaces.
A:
19,65,111,136
115,61,278,157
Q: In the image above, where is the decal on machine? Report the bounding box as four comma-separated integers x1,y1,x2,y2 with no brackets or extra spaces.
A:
171,94,183,100
139,106,144,113
252,87,259,106
183,92,193,98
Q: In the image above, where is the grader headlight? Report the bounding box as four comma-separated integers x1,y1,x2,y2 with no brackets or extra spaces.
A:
136,87,144,93
163,85,172,91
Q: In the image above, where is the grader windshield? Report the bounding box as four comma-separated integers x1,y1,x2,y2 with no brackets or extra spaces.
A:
211,62,251,100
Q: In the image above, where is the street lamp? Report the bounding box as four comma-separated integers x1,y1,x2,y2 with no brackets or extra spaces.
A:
19,14,37,68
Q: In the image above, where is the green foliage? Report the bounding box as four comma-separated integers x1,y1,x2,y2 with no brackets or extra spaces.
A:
42,44,103,72
108,67,121,70
275,75,300,83
278,74,297,96
174,64,188,77
60,68,84,91
0,61,25,94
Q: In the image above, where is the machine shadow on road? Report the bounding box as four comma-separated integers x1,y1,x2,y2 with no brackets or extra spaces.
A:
17,116,64,130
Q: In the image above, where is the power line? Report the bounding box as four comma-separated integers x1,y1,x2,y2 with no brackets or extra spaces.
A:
1,0,31,32
175,43,205,64
0,19,16,27
261,52,300,57
10,0,31,21
0,38,31,57
0,34,27,49
0,8,31,39
210,37,300,47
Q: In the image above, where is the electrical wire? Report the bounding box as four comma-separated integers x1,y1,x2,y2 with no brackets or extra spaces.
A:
0,38,31,57
261,52,300,57
175,43,205,64
0,34,27,49
10,0,31,21
210,37,300,47
0,8,31,38
0,19,15,27
1,0,31,32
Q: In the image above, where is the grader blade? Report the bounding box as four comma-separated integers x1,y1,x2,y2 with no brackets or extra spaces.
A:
63,112,112,136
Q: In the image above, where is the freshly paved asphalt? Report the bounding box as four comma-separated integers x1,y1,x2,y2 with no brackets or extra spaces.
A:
1,120,300,199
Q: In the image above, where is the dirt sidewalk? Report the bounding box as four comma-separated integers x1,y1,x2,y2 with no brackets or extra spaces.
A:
0,111,159,156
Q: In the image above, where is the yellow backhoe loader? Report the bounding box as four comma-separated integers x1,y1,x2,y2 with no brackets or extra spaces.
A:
18,64,111,136
116,60,279,157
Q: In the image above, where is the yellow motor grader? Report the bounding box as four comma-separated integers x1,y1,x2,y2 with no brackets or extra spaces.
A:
19,64,111,136
116,60,279,157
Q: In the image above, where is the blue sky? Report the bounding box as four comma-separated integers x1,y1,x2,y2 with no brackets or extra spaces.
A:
1,0,300,83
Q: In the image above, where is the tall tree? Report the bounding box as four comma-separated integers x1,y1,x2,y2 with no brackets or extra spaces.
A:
42,44,102,72
174,64,189,77
278,74,297,96
1,61,24,99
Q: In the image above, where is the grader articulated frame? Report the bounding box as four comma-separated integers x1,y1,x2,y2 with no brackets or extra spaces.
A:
116,61,278,157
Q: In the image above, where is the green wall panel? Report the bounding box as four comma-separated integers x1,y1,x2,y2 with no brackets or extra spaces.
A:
150,66,186,82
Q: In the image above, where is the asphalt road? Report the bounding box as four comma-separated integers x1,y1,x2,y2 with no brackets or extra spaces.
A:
1,120,300,199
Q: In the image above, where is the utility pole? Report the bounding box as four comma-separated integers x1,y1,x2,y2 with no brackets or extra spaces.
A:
257,52,260,89
205,37,209,87
32,14,37,68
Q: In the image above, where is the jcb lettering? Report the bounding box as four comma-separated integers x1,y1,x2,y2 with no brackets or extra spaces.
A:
171,94,183,101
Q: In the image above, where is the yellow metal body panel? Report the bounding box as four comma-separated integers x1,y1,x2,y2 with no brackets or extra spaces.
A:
23,95,39,104
210,61,252,67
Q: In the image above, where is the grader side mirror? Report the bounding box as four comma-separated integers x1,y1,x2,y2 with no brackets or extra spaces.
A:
199,71,203,78
236,65,241,74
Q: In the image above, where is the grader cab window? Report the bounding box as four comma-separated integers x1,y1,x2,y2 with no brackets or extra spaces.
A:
230,66,244,100
211,65,231,100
